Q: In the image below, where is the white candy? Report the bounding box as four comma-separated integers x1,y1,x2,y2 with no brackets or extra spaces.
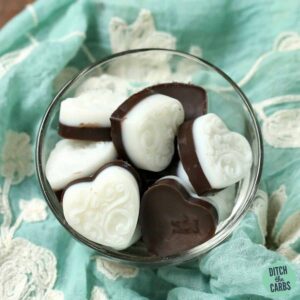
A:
207,185,236,222
179,113,252,189
122,94,184,172
177,162,195,192
45,139,117,191
59,89,125,128
166,175,235,222
75,74,128,97
63,165,140,250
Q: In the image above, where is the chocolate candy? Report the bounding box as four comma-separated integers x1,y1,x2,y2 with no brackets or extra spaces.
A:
45,139,117,191
140,177,218,257
178,113,253,195
50,79,247,254
62,160,141,250
146,82,207,120
59,89,126,141
58,124,111,141
111,93,184,172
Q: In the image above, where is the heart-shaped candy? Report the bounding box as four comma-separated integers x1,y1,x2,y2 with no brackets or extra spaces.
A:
178,113,253,195
111,93,184,172
46,139,117,191
137,82,207,121
63,161,140,250
140,177,218,257
59,84,126,141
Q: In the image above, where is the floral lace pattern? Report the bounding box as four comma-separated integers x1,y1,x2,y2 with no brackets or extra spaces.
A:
107,9,202,84
95,257,138,280
90,286,108,300
0,131,63,300
19,198,48,222
1,6,300,299
1,131,34,184
0,45,35,80
250,189,268,237
109,9,176,53
253,95,300,148
210,31,300,149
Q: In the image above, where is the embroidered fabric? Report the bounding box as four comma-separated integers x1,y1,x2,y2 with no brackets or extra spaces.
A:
250,189,268,237
253,95,300,148
90,286,108,300
107,9,202,84
2,7,300,299
95,257,138,280
0,131,63,299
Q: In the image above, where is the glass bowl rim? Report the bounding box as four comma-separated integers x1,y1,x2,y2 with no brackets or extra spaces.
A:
36,48,264,267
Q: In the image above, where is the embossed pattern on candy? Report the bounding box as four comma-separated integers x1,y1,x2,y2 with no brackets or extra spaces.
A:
44,76,253,257
62,161,140,250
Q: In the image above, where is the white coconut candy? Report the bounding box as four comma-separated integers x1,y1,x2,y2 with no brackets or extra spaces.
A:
45,139,117,191
193,113,253,188
178,113,253,193
63,164,140,250
59,89,125,128
119,94,184,172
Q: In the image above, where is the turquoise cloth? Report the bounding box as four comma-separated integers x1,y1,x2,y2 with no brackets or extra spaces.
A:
1,0,300,299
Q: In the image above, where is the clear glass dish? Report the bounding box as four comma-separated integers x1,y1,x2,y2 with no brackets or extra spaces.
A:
36,49,263,267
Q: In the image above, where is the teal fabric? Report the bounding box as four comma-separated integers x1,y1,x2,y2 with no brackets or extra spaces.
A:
1,0,300,299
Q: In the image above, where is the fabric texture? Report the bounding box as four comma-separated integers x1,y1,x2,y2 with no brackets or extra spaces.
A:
1,0,300,299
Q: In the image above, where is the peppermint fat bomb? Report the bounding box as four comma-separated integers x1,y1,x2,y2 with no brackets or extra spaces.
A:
45,78,253,257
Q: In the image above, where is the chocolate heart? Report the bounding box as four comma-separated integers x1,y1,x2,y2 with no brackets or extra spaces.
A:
59,77,127,141
59,74,128,141
111,93,184,172
147,82,207,120
140,177,218,257
62,160,141,250
110,82,207,172
177,113,253,195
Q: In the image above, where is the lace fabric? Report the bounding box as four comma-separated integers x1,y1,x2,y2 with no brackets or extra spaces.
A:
1,3,300,299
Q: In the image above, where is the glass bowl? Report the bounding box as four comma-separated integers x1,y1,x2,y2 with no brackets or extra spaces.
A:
36,48,263,267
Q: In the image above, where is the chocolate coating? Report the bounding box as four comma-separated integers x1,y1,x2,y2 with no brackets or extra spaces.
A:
111,82,207,162
178,120,212,195
55,189,63,202
149,82,207,120
140,178,217,257
58,123,111,141
61,160,141,201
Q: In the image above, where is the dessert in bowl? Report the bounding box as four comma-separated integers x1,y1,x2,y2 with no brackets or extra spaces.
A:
36,49,263,267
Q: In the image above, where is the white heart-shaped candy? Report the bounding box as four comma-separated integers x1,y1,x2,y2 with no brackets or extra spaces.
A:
192,113,252,188
46,139,117,191
122,94,184,172
60,89,126,128
63,165,140,250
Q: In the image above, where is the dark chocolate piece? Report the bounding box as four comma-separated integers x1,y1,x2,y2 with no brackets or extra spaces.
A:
111,82,207,162
58,123,111,141
149,82,207,120
140,178,217,257
177,120,212,195
55,190,63,202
